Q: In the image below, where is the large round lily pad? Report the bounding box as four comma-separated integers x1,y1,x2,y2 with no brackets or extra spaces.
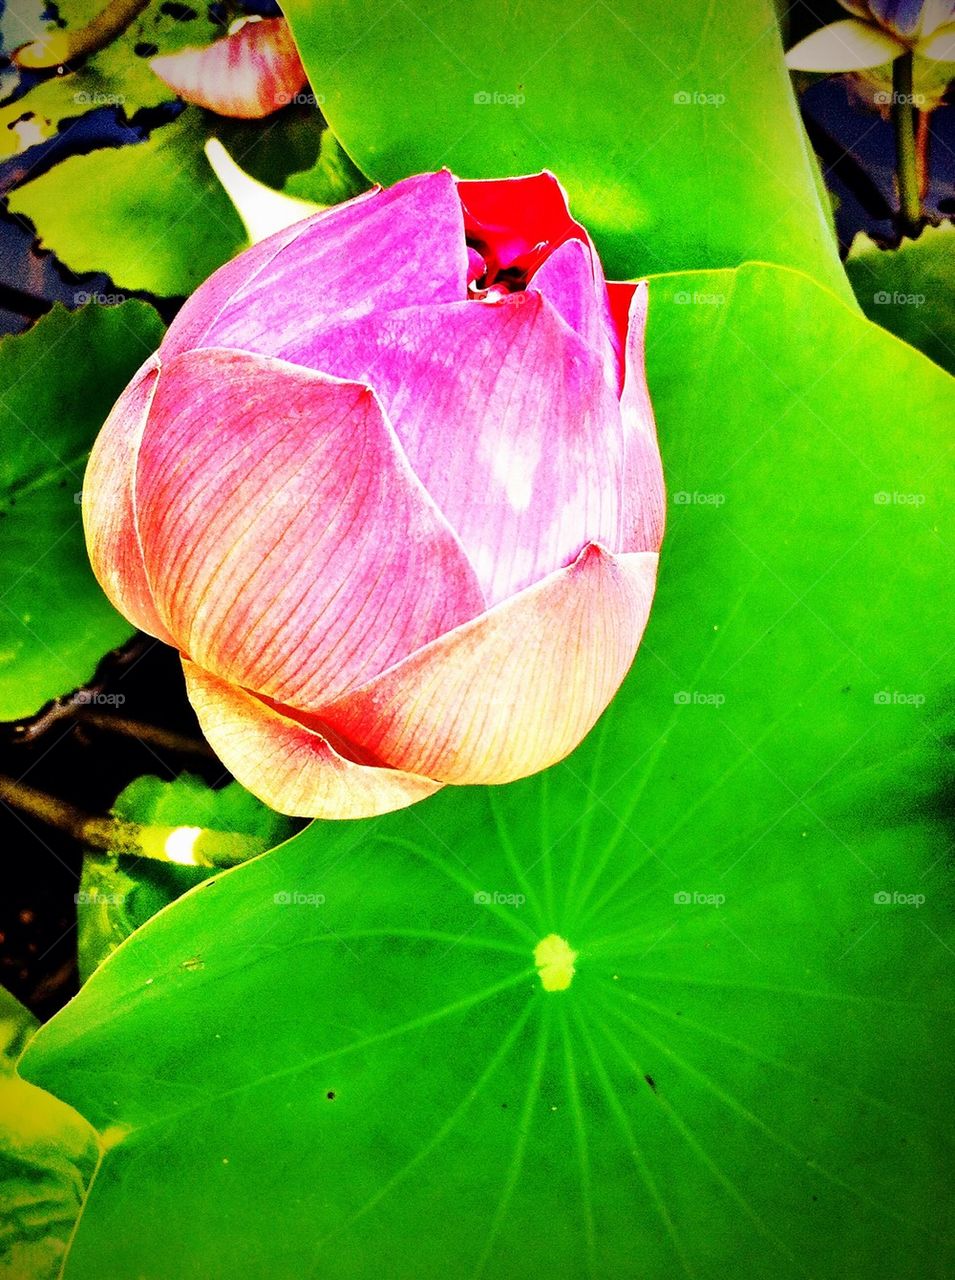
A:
18,264,954,1277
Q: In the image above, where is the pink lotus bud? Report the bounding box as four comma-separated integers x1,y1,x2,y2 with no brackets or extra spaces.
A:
84,172,665,818
150,17,307,119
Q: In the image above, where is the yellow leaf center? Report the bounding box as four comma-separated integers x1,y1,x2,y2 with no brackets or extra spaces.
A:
534,934,578,992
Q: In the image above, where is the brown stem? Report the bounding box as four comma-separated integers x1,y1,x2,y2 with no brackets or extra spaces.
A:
0,775,259,867
76,711,213,759
891,52,921,236
915,109,931,201
0,774,138,851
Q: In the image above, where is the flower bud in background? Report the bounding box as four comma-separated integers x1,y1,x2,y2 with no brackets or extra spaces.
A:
83,171,665,819
844,0,955,46
785,0,955,69
150,16,308,118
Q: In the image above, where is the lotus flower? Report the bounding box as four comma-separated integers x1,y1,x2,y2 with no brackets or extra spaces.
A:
150,16,307,118
786,0,955,69
83,171,664,819
843,0,955,43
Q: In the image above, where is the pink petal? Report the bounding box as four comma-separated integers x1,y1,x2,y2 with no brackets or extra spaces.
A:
134,348,485,708
278,294,625,606
161,172,468,360
82,354,176,646
182,660,442,818
466,246,486,283
619,283,666,553
150,17,307,119
320,544,659,785
158,215,326,359
528,237,622,390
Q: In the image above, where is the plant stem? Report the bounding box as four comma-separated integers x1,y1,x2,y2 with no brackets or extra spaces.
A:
0,775,258,868
0,775,105,845
16,701,212,758
891,52,921,237
76,711,214,759
915,108,930,200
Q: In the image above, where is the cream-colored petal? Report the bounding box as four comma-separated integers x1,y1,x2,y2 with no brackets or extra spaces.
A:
320,544,659,785
916,21,955,57
785,19,904,71
183,661,443,819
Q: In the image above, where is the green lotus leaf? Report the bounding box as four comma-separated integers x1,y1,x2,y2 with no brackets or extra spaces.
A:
847,224,955,375
281,0,850,295
0,301,164,721
16,263,954,1277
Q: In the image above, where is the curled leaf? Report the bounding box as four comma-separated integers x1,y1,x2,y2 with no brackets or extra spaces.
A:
204,138,322,244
